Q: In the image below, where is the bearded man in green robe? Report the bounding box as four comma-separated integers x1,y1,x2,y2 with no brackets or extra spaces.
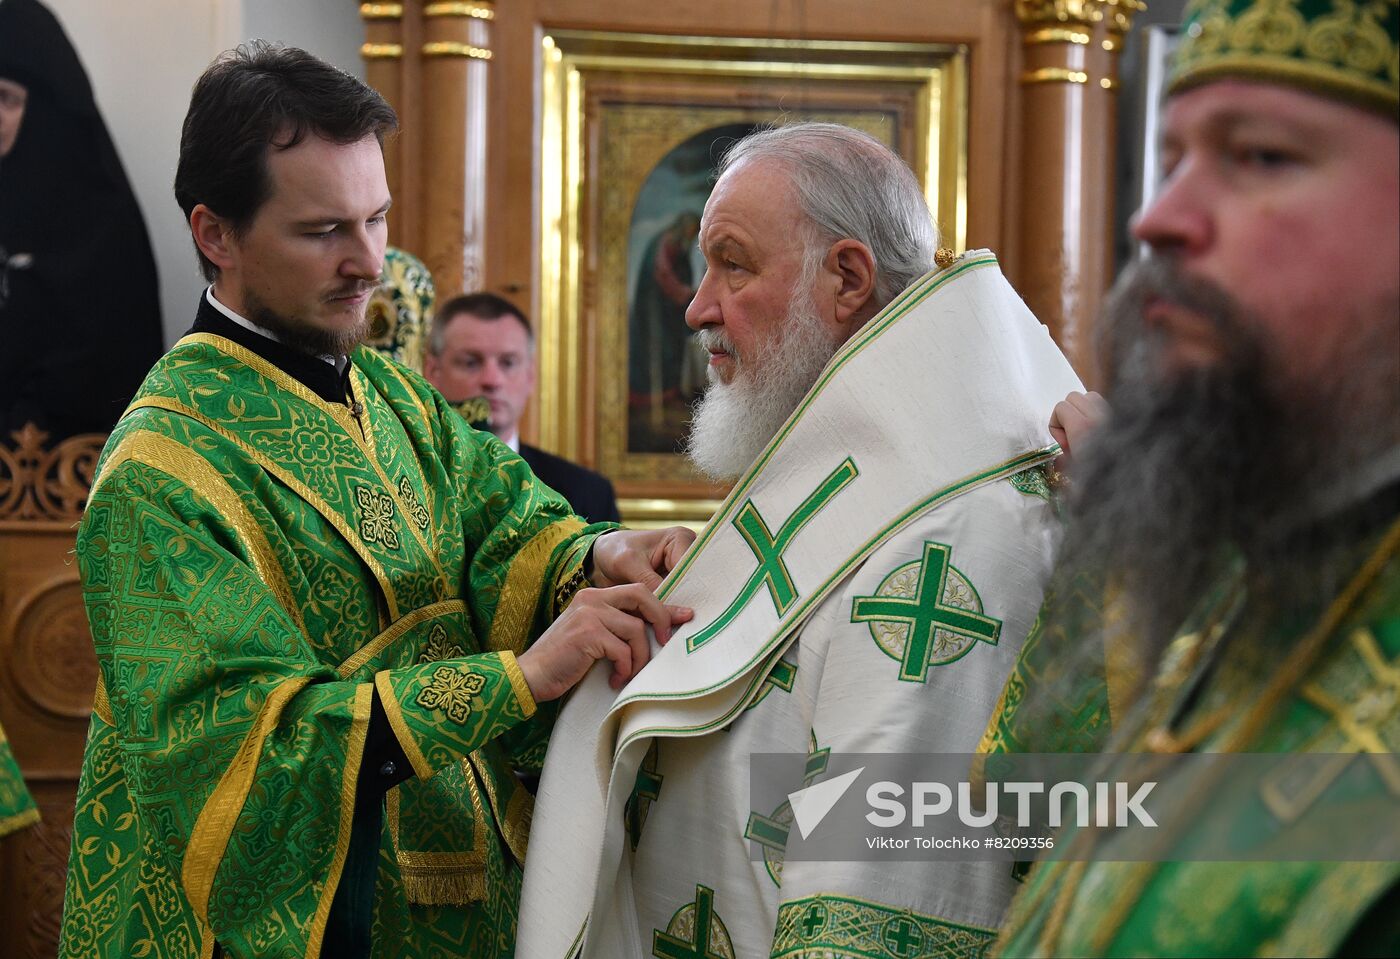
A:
986,1,1400,955
58,42,693,959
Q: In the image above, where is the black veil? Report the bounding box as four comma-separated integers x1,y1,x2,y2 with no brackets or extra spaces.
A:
0,0,163,441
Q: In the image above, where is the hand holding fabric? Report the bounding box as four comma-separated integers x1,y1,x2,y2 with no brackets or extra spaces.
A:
587,526,696,591
516,584,694,699
1049,390,1109,474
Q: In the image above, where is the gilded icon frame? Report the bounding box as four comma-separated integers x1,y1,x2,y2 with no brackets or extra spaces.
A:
537,31,969,528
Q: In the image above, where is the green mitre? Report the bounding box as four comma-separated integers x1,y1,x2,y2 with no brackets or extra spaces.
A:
1169,0,1399,117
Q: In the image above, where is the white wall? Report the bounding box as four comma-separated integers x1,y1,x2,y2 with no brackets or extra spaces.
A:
41,0,364,346
243,0,366,84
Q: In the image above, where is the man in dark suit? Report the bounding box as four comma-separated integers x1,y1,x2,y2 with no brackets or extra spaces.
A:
425,292,621,523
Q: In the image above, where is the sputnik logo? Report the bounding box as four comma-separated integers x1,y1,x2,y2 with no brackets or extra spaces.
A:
787,767,865,840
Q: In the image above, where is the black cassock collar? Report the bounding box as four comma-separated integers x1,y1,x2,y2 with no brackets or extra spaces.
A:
186,294,353,407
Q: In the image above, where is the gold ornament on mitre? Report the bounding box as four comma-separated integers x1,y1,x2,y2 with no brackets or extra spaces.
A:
365,246,435,372
1169,0,1399,117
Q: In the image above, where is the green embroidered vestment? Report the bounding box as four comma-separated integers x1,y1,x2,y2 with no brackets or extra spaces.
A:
0,718,38,838
59,334,604,959
993,513,1400,958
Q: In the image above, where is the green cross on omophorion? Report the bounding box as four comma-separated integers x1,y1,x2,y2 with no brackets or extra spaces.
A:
744,738,831,862
687,458,858,652
852,541,1001,682
766,658,797,695
744,657,799,714
882,917,923,957
800,902,827,938
744,807,789,855
653,885,727,959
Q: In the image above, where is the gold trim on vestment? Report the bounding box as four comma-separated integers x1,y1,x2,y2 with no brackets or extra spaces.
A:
469,747,534,864
124,396,404,621
973,681,1010,757
1101,585,1136,728
338,600,469,678
93,675,115,726
346,367,453,589
504,777,534,861
93,428,311,640
385,761,491,904
182,675,313,924
500,651,537,719
366,362,440,550
374,670,435,779
306,683,373,959
0,808,40,839
347,369,452,590
179,334,453,593
487,518,586,654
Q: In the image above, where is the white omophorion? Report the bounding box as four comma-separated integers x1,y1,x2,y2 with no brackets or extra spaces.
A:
518,252,1083,959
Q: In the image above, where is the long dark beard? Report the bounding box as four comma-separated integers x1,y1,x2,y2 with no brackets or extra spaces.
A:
246,289,372,358
1057,256,1399,673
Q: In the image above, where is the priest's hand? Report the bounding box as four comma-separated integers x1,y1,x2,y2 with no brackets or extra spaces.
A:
588,526,696,592
1049,390,1108,474
516,584,695,700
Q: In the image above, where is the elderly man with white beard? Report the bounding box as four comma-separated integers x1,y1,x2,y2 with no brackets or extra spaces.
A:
517,122,1083,958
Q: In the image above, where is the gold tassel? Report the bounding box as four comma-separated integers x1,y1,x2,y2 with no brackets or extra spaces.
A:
399,867,488,906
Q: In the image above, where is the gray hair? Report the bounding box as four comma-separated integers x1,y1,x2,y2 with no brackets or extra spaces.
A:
717,122,940,308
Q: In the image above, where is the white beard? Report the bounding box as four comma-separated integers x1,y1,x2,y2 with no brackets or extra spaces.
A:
685,290,841,481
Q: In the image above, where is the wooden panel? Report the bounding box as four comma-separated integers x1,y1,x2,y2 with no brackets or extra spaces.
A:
0,427,105,959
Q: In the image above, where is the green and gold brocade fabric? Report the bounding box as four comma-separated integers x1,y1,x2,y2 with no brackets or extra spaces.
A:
977,574,1122,758
365,246,435,373
60,334,604,959
978,571,1242,760
1170,0,1400,116
0,719,38,838
994,524,1400,958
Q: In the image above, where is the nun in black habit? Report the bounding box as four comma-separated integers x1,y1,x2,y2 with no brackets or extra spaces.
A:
0,0,163,442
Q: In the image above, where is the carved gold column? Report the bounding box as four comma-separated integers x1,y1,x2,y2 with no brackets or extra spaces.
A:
1013,0,1141,383
420,1,494,296
360,3,411,249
